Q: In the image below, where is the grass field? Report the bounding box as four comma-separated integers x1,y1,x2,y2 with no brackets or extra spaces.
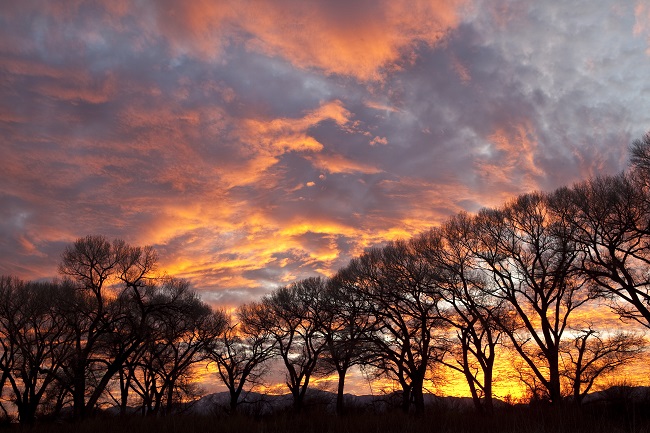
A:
4,401,649,433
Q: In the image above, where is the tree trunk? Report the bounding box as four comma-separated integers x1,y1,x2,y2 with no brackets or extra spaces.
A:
17,402,37,425
483,368,494,415
336,367,347,415
291,385,306,413
119,369,130,416
548,352,562,405
463,358,483,414
293,390,304,413
164,378,175,416
229,388,241,414
85,359,129,416
72,367,86,419
411,375,425,416
401,384,411,413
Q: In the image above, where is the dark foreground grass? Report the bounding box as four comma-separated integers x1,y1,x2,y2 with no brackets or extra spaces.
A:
3,403,649,433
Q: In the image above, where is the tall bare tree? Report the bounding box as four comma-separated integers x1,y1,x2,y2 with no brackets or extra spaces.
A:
0,277,74,423
129,280,225,415
317,276,374,415
421,215,506,415
245,278,328,412
210,305,276,414
557,175,650,330
57,235,161,419
338,239,448,414
629,132,650,183
473,192,593,404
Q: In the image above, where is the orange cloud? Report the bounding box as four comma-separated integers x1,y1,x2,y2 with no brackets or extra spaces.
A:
306,152,382,175
152,0,238,60
152,0,468,81
474,122,544,195
224,100,352,186
364,100,400,113
451,55,471,83
35,72,117,104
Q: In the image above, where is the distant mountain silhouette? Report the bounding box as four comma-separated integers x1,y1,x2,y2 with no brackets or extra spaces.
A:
581,386,650,404
183,388,508,415
103,385,650,417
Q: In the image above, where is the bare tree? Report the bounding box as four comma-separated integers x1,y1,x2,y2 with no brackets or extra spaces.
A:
422,215,506,415
0,277,74,423
316,276,374,415
630,132,650,183
473,192,593,405
338,239,448,414
210,305,276,414
245,278,328,412
127,279,225,416
560,327,645,405
558,175,650,330
57,235,161,419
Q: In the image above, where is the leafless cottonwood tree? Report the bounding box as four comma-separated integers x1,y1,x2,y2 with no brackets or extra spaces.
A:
126,280,225,416
630,132,650,184
57,235,165,419
420,216,506,415
0,277,74,423
210,305,276,414
557,174,650,331
317,276,374,415
338,240,449,414
473,193,593,405
559,326,645,405
245,278,328,412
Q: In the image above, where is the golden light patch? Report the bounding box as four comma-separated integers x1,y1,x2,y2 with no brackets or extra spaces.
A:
364,100,400,113
306,152,382,174
488,124,543,176
279,221,354,238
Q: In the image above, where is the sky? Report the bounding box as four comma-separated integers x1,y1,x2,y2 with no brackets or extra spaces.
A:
1,0,650,309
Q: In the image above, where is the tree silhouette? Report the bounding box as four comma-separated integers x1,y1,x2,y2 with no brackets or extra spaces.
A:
57,235,164,418
560,326,645,404
473,193,593,405
317,276,374,415
245,278,328,412
338,239,449,414
420,216,507,415
210,305,276,414
0,277,74,423
127,279,225,415
558,175,650,330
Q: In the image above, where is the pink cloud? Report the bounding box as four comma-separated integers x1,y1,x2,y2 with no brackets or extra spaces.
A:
634,2,650,54
151,0,468,80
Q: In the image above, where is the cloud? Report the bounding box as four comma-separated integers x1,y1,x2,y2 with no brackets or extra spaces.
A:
635,2,650,54
1,0,650,315
222,99,353,186
306,152,382,174
475,122,544,192
151,0,468,81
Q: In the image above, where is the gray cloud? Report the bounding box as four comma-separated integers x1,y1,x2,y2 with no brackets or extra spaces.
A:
1,0,648,306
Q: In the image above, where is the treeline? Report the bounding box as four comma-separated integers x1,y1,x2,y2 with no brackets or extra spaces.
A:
0,240,228,423
2,135,650,424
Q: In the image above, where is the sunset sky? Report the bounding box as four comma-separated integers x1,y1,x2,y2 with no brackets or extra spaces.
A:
1,1,650,310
